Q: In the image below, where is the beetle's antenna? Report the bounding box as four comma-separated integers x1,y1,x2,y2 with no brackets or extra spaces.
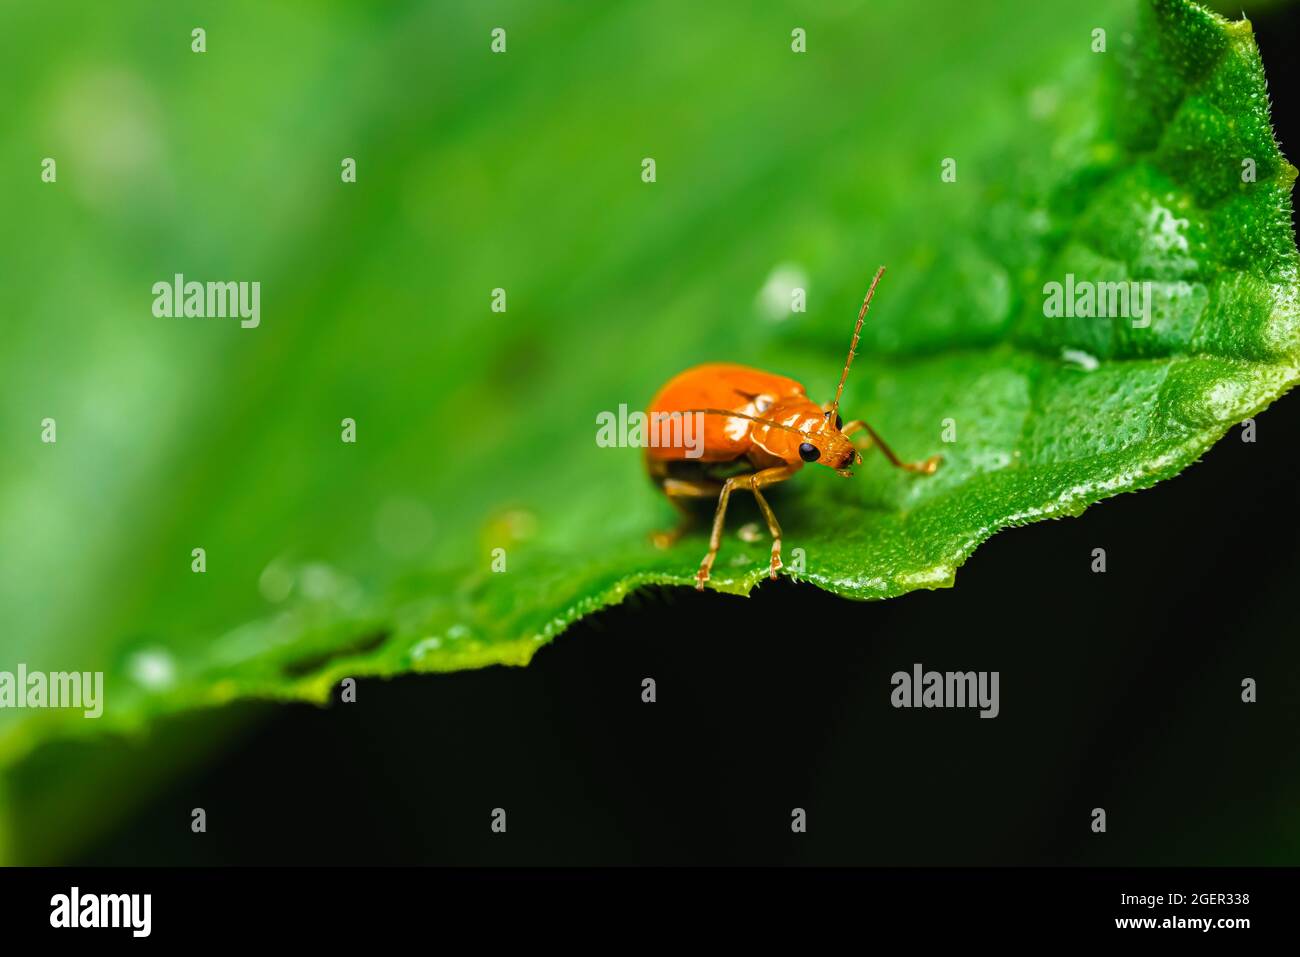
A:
682,408,817,439
829,265,886,424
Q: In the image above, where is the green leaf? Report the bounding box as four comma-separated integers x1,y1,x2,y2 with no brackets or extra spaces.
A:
2,0,1297,858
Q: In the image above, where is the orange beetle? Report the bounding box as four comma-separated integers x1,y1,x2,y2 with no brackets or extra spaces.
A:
645,266,941,589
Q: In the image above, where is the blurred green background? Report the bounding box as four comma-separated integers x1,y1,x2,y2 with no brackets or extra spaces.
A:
1,0,1120,745
2,0,1296,863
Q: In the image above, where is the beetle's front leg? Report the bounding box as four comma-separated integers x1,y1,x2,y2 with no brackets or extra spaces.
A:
841,419,941,474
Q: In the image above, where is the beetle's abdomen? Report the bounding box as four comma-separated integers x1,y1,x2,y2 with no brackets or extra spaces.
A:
644,454,754,490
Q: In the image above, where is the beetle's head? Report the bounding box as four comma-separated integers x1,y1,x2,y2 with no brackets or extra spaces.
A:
796,412,860,476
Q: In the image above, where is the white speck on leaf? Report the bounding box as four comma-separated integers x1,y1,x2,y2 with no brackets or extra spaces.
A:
1061,348,1099,372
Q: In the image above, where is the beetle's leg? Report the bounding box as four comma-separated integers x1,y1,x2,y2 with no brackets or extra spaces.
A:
750,484,783,580
697,478,739,588
697,465,798,589
651,478,721,549
841,419,941,474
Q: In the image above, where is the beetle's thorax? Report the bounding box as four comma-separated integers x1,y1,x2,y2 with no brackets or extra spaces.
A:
749,396,855,468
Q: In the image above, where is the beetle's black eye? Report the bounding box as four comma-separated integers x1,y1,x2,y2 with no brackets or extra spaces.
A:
823,411,843,430
798,442,820,462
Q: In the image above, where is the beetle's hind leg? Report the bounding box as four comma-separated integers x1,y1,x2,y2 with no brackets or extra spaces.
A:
651,477,722,550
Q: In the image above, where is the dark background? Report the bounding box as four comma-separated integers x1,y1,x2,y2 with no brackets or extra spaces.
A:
75,4,1300,866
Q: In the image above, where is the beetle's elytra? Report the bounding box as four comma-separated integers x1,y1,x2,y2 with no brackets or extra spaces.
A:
644,266,941,589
